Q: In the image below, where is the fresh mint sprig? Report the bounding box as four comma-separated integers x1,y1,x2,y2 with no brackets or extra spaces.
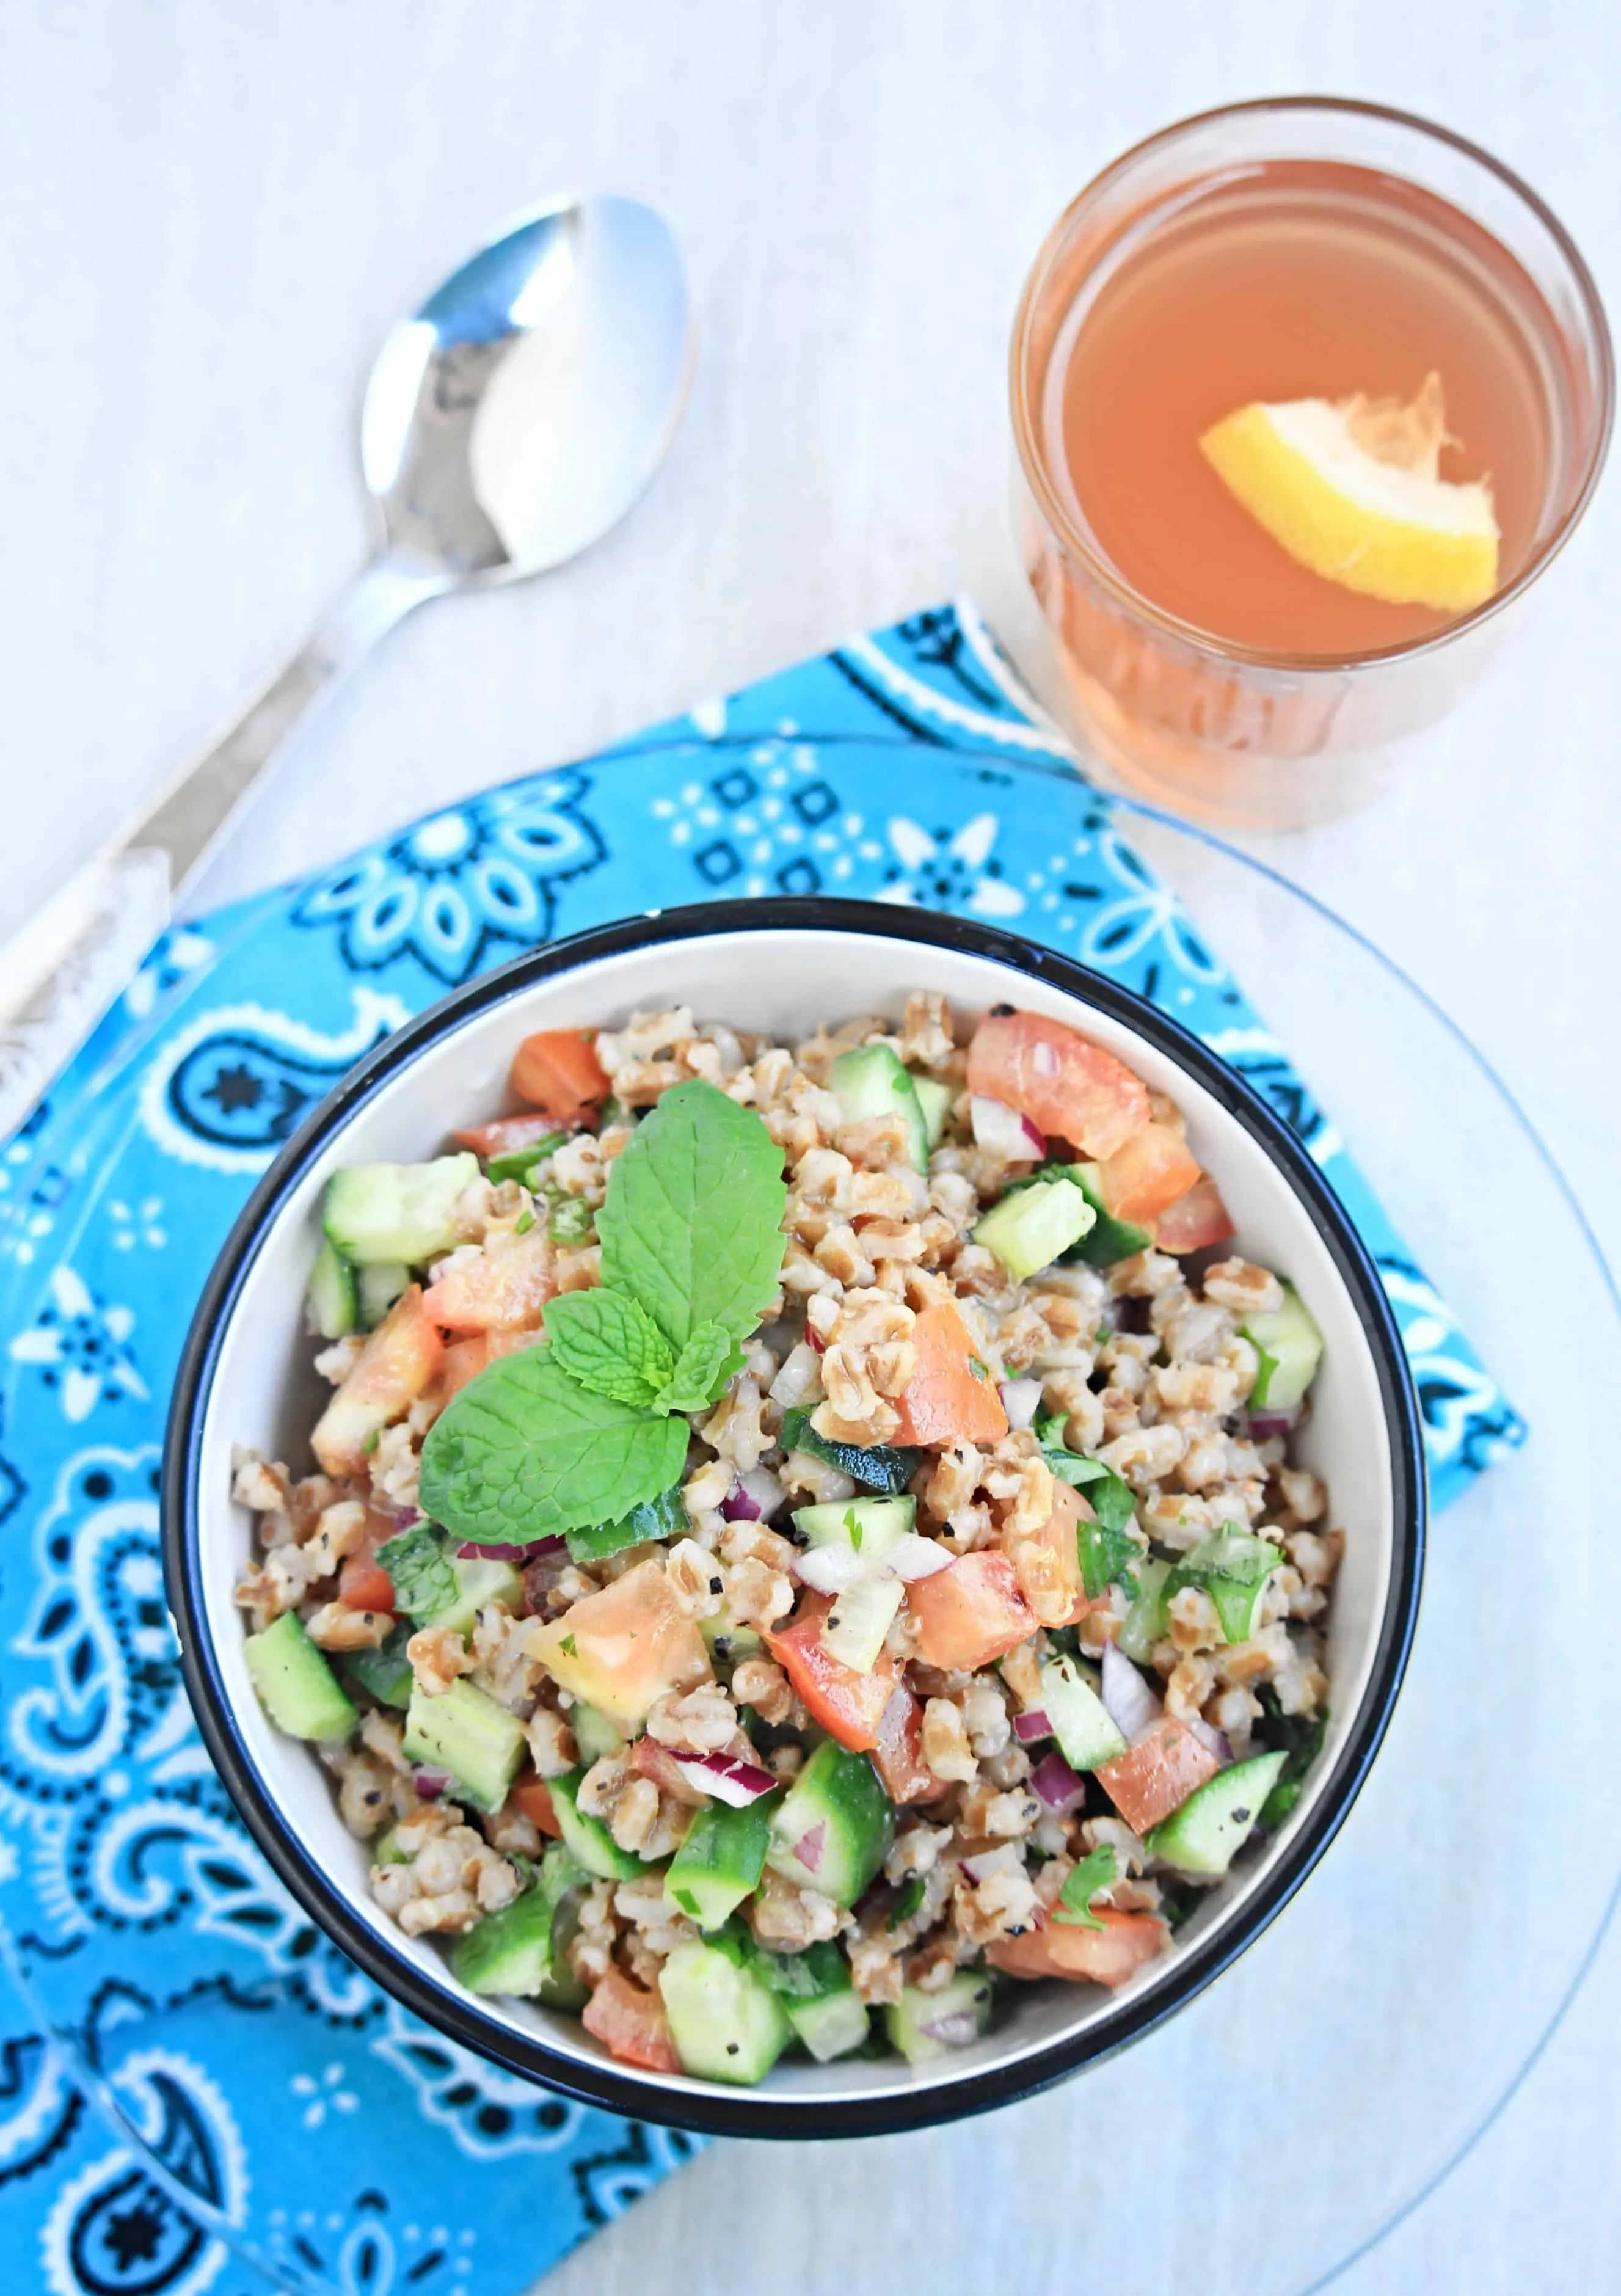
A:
420,1081,787,1546
1051,1843,1118,1930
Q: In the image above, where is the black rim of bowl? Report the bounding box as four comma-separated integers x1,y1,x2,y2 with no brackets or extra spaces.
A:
162,896,1427,2140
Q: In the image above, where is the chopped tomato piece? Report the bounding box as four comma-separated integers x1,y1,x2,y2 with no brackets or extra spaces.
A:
436,1327,545,1403
338,1540,397,1615
988,1906,1171,1988
423,1228,555,1333
967,1009,1151,1160
767,1595,897,1752
1095,1715,1218,1834
1005,1479,1097,1628
511,1776,563,1838
1092,1121,1203,1226
583,1966,680,2075
311,1286,443,1477
511,1030,611,1126
872,1684,947,1804
454,1112,564,1160
529,1559,711,1730
906,1551,1038,1672
1153,1172,1235,1254
891,1302,1008,1448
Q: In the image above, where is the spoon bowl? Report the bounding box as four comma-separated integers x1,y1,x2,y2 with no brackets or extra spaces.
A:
361,194,694,581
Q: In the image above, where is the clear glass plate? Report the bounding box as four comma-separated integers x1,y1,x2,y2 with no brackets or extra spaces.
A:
9,790,1617,2296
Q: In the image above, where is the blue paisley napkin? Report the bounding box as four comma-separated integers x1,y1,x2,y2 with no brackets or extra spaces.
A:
0,600,1521,2296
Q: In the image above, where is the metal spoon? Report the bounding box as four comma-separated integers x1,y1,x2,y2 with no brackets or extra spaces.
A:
0,192,693,1137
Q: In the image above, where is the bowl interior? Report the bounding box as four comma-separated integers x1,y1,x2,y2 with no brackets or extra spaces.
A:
183,920,1402,2118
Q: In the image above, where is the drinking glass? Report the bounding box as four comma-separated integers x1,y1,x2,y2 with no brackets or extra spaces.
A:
1010,98,1612,828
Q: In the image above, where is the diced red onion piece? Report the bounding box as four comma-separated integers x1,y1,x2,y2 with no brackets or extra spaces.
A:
739,1465,785,1521
806,1325,828,1354
719,1483,762,1522
1248,1410,1297,1441
793,1820,826,1873
1101,1643,1163,1746
793,1544,865,1595
971,1095,1045,1163
999,1377,1043,1430
917,2011,981,2048
456,1535,566,1562
769,1341,821,1409
395,1508,426,1532
412,1770,450,1800
1185,1715,1232,1765
1030,1749,1087,1811
1013,1708,1052,1744
883,1534,953,1582
668,1749,779,1807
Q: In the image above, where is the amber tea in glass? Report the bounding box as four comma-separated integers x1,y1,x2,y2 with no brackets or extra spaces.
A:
1011,101,1612,828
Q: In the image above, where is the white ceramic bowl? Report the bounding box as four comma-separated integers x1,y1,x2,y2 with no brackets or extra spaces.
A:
164,901,1424,2137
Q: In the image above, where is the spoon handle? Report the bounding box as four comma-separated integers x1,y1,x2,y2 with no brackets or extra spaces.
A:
0,554,443,1145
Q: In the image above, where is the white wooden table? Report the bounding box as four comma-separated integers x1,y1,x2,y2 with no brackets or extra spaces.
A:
3,3,1617,2287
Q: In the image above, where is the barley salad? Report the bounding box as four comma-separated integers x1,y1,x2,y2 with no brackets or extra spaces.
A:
231,991,1337,2086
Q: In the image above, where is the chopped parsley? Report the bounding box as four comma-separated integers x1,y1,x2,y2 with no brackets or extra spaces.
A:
1051,1843,1118,1930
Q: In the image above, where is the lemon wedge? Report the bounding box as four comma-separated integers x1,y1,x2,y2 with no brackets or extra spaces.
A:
1199,373,1499,614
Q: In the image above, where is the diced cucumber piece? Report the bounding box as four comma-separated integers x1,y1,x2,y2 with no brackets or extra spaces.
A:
1039,1653,1127,1771
1117,1557,1172,1663
819,1573,905,1674
1068,1162,1154,1266
768,1739,894,1904
659,1935,793,2085
373,1824,406,1868
548,1769,650,1881
1242,1282,1324,1413
306,1240,358,1339
451,1881,558,1996
357,1261,410,1328
974,1178,1096,1280
884,1971,993,2064
778,1407,922,1495
419,1553,525,1638
565,1483,688,1567
701,1610,763,1669
403,1678,525,1812
246,1613,357,1741
911,1073,953,1150
829,1043,928,1170
340,1620,415,1710
451,1839,588,1996
487,1130,564,1184
788,1986,872,2063
792,1495,916,1563
1145,1751,1289,1874
664,1800,773,1930
322,1152,479,1266
570,1702,626,1767
1169,1530,1283,1644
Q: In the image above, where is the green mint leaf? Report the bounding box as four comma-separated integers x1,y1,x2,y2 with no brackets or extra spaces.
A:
419,1347,688,1545
1043,1438,1137,1534
544,1289,676,1409
777,1406,923,1495
599,1079,787,1352
1077,1517,1142,1600
566,1483,690,1565
1051,1843,1118,1930
1258,1707,1328,1829
558,1634,577,1659
654,1319,743,1414
966,1353,989,1382
373,1523,457,1623
888,1874,926,1930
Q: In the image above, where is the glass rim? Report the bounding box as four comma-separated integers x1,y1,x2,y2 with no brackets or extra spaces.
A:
1009,93,1616,676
